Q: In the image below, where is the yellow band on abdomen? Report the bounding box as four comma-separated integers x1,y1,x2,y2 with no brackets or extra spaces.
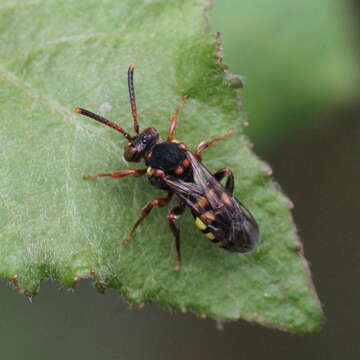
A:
195,217,207,230
205,232,215,240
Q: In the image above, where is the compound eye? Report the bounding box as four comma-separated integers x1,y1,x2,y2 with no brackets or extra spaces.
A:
124,144,139,162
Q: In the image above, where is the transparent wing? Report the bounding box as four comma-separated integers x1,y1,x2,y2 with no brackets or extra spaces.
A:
163,151,260,252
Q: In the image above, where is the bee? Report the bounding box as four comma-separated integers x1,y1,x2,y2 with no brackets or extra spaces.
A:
74,65,260,272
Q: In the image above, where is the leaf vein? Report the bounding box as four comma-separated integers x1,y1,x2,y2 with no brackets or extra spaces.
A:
0,62,120,152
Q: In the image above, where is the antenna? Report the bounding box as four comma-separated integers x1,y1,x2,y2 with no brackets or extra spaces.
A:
74,108,133,141
128,64,140,134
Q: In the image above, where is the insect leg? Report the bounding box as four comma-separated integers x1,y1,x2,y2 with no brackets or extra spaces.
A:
167,202,186,272
83,169,146,179
123,192,173,244
194,130,234,159
213,167,234,194
167,96,188,141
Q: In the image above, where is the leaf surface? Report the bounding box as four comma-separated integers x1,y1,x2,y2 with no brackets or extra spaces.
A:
0,0,323,333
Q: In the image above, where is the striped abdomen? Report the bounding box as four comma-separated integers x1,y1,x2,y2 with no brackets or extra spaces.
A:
191,194,222,244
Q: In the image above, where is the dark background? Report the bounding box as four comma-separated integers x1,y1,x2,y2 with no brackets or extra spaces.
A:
1,1,359,359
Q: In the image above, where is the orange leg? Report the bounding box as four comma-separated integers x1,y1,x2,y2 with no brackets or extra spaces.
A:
83,169,146,179
123,193,173,244
167,96,188,141
167,202,186,272
214,167,234,194
195,130,234,159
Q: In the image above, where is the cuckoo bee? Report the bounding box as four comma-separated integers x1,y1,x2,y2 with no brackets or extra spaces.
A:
74,65,260,272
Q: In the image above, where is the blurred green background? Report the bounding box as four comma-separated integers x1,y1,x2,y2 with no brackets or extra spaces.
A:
218,0,359,152
1,0,359,359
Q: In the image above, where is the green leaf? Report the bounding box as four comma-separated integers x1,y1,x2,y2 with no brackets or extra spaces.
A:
0,0,323,333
